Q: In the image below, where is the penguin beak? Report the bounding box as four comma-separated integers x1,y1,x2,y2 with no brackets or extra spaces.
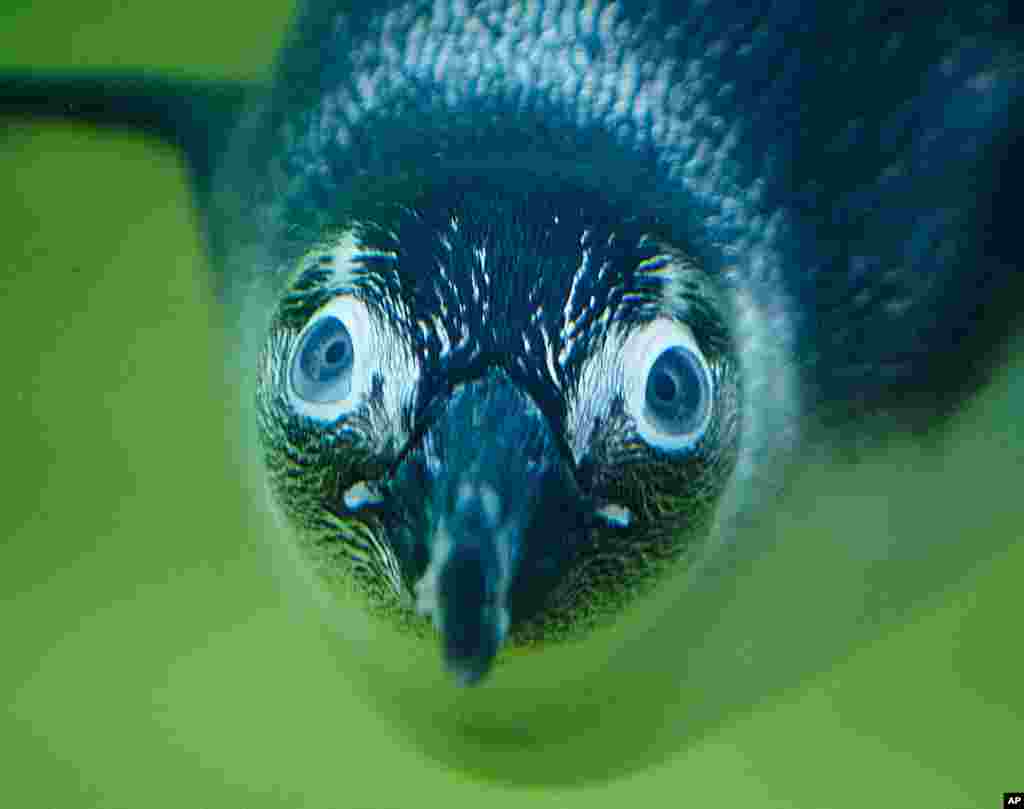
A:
394,371,584,686
417,480,516,686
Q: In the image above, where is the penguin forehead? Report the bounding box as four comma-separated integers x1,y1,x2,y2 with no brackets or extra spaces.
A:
345,190,674,399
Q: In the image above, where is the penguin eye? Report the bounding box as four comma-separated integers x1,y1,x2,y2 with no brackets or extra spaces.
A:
288,296,375,421
292,316,354,402
644,346,710,435
624,319,714,452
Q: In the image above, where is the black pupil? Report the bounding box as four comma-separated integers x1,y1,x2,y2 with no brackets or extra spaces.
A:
644,346,706,434
324,338,349,367
652,370,677,403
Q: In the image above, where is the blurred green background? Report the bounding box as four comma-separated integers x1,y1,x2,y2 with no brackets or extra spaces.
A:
2,2,1021,807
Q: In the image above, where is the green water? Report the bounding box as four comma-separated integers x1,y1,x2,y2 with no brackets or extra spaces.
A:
2,3,1021,807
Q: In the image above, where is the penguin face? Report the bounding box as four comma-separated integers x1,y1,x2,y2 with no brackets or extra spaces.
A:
217,0,1019,702
255,177,742,683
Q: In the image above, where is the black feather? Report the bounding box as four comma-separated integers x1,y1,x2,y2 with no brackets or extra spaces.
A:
212,0,1022,432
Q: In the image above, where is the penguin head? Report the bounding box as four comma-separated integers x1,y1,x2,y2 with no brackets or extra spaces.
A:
254,172,743,684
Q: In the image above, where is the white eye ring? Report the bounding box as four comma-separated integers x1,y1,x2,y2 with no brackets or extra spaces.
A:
288,295,376,422
623,319,714,453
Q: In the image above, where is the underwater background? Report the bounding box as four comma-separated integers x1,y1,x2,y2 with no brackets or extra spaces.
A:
2,1,1021,806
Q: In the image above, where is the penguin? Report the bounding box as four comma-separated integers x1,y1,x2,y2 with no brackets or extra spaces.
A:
4,1,1021,690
